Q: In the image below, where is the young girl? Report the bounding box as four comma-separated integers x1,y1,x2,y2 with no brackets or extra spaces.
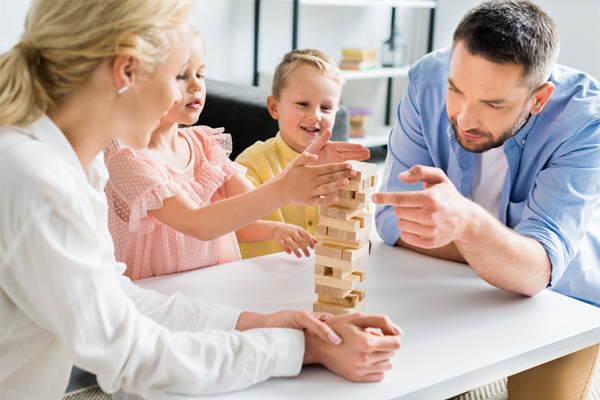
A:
104,28,359,280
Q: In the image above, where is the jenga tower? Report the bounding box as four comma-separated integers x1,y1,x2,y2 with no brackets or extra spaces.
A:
313,160,377,315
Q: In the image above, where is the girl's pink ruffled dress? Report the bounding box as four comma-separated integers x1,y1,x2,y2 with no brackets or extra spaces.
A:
104,126,246,280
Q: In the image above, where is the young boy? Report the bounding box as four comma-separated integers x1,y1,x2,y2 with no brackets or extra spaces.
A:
235,49,369,259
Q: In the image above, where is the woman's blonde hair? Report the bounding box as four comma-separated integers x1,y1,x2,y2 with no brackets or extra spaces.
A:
0,0,192,127
272,49,344,100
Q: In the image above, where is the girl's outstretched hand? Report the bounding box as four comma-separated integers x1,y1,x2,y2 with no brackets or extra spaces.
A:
272,222,317,257
272,136,357,207
305,129,370,165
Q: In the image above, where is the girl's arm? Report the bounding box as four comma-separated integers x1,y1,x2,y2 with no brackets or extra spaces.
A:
148,151,356,242
226,172,317,257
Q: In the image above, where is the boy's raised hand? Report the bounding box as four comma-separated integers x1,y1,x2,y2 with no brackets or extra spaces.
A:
305,129,370,166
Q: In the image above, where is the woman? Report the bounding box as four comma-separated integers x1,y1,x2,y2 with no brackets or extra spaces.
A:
0,0,402,398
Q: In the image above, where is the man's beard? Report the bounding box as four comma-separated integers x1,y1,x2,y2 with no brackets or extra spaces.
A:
449,107,530,153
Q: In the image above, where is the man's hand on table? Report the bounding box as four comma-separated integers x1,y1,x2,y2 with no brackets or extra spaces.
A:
303,313,403,382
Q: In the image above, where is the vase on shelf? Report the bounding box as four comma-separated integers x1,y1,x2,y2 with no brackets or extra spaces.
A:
381,26,407,68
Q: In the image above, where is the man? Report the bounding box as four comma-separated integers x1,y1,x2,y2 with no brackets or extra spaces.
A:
372,1,600,399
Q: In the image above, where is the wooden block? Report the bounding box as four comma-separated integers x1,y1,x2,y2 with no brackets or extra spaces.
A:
352,288,366,301
315,272,360,291
322,235,369,250
326,227,341,239
352,269,366,282
354,212,371,229
318,293,359,307
342,242,370,261
314,243,334,258
320,215,360,232
348,161,377,182
315,265,332,276
332,267,353,279
354,185,376,203
320,205,361,221
317,225,328,237
371,174,378,187
359,251,369,266
315,255,362,272
337,189,355,199
313,299,366,315
335,197,365,211
331,244,344,260
315,283,351,299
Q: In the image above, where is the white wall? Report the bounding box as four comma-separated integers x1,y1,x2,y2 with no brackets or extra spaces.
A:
1,0,598,125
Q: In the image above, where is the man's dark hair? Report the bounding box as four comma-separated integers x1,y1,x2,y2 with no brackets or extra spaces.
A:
452,0,560,89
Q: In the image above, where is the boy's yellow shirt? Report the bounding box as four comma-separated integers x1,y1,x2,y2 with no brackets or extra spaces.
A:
235,132,320,259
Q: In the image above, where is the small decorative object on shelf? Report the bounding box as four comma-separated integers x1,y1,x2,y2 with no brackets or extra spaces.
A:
340,48,379,71
347,107,372,138
381,25,407,68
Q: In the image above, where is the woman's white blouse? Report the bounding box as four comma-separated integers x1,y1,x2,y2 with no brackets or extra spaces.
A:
0,115,304,399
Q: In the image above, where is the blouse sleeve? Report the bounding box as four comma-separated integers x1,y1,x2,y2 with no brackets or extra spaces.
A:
187,126,247,181
105,144,181,235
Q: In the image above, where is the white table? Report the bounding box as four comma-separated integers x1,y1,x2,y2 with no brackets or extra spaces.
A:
136,235,600,400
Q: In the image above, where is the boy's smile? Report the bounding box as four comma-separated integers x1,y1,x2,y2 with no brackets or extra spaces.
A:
267,64,342,154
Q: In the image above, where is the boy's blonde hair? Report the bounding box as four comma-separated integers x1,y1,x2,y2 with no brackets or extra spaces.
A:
0,0,192,127
271,49,344,100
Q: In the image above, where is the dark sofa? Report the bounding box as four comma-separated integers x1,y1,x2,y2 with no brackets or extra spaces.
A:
196,79,349,160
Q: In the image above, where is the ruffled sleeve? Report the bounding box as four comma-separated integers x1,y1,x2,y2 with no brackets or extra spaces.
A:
104,141,181,235
183,126,247,192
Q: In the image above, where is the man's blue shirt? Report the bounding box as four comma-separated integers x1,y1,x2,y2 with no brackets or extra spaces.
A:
375,47,600,307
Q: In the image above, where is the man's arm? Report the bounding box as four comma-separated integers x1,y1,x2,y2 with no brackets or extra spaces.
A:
396,238,467,264
373,166,552,297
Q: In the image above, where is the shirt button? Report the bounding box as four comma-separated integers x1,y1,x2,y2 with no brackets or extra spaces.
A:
522,139,526,145
308,221,313,226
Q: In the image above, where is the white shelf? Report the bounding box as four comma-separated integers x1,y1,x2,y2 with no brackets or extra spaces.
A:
299,0,437,9
348,124,392,147
341,66,409,80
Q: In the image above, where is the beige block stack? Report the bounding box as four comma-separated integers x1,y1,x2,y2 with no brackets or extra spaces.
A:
313,160,377,315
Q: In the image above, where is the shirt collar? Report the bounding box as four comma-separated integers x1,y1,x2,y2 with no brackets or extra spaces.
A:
23,114,108,189
274,131,301,161
510,113,538,149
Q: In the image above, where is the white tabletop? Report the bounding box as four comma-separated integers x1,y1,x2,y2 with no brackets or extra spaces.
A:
137,235,600,400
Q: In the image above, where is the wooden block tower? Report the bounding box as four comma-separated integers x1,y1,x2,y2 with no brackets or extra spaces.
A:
313,160,377,315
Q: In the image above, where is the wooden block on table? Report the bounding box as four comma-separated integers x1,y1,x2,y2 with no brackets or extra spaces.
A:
315,283,351,299
352,287,365,301
354,185,376,203
322,235,369,250
315,254,363,271
317,224,328,237
320,205,361,220
337,189,355,199
354,212,371,229
348,161,377,182
332,265,353,279
314,242,334,258
315,272,360,291
318,293,359,307
335,197,365,211
319,215,360,232
353,268,366,282
342,242,370,261
315,264,333,276
313,299,366,315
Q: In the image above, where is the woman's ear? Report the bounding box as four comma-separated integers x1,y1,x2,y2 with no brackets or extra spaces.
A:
529,81,555,115
266,95,279,119
112,54,137,94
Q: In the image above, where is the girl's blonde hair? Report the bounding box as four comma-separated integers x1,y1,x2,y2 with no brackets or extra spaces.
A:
272,49,344,100
0,0,192,127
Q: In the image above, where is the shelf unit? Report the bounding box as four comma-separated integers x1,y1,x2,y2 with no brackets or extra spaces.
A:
252,0,438,147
